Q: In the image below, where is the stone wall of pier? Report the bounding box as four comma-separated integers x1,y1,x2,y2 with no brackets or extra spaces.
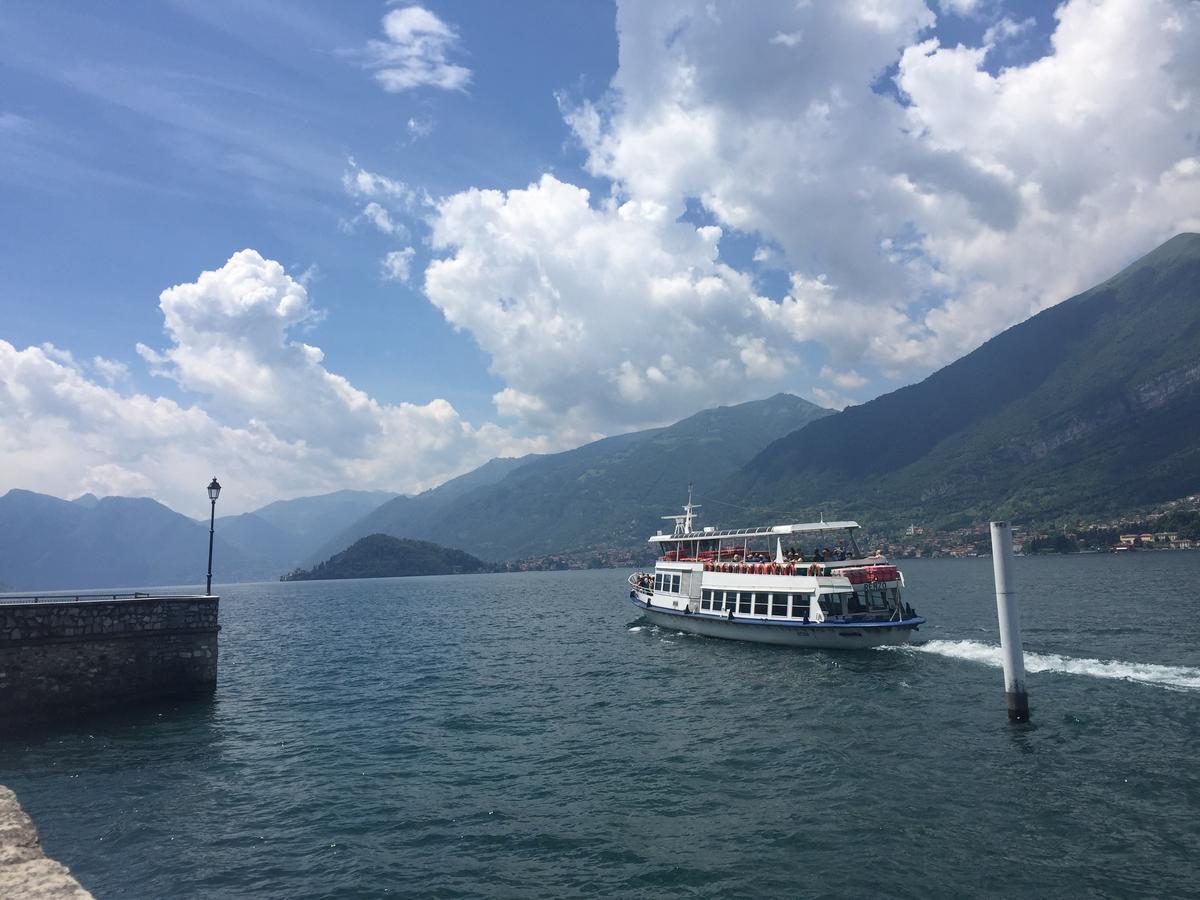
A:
0,596,219,724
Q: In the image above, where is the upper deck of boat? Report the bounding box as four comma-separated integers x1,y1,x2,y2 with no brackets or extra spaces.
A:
648,520,861,545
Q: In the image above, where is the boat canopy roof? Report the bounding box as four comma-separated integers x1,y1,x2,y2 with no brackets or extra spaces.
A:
649,521,860,544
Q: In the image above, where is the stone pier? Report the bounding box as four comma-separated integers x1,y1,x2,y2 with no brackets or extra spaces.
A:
0,594,219,725
0,785,93,899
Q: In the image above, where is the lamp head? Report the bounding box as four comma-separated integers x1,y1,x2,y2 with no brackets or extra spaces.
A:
207,477,221,502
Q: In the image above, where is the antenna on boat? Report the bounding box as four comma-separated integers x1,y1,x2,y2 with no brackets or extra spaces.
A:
662,484,701,537
685,483,697,534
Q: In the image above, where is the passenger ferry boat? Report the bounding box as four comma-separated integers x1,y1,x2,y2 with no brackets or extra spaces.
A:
627,491,924,650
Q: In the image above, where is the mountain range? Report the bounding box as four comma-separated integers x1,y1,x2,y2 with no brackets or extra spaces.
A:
3,233,1197,589
0,490,257,591
727,233,1200,530
307,393,832,563
0,395,828,589
0,488,397,591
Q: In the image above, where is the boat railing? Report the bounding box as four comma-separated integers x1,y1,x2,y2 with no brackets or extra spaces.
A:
627,573,653,596
665,560,900,580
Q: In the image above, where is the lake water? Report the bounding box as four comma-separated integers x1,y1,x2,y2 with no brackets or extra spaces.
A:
3,554,1199,898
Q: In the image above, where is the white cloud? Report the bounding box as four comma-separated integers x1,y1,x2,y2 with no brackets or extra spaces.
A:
79,463,155,498
770,30,803,48
555,0,1200,379
983,16,1035,46
92,356,130,385
362,201,402,236
342,158,418,205
426,174,813,437
382,247,416,282
819,366,868,391
0,251,547,513
938,0,984,16
364,6,471,93
413,0,1199,445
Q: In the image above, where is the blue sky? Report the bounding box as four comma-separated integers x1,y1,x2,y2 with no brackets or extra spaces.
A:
1,0,1197,514
1,1,615,420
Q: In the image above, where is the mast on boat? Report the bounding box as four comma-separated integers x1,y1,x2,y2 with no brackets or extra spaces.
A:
663,483,701,537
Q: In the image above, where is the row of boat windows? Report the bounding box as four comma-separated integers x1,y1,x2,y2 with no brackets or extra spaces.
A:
654,573,682,593
700,588,899,617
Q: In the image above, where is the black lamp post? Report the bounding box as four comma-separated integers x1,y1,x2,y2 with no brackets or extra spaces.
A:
206,477,221,595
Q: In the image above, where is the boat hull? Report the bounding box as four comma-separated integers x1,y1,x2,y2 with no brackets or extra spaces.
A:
631,596,923,650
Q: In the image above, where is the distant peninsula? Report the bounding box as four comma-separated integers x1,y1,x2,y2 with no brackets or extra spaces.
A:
280,534,497,581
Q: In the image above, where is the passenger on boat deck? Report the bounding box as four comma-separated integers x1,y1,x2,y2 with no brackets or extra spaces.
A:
822,547,831,561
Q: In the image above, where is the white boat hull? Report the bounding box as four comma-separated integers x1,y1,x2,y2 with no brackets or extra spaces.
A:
631,597,923,650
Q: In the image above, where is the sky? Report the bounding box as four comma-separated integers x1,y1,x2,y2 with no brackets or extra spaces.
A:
1,0,1198,517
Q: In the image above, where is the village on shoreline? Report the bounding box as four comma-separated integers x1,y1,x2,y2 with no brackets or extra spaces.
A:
505,494,1200,571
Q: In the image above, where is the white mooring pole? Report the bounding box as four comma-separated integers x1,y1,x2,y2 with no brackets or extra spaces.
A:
989,521,1029,722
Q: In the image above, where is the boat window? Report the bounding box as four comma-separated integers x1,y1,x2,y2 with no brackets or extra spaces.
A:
789,593,811,618
721,591,733,611
754,593,768,615
771,593,788,616
654,573,662,591
867,587,891,611
671,574,681,594
847,591,866,614
819,594,844,617
702,589,713,609
738,592,752,614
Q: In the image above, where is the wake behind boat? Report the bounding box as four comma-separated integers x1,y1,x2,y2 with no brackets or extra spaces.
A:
627,491,924,649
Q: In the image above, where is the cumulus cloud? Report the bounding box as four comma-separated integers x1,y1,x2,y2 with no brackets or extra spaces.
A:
426,174,813,437
364,6,471,93
554,0,1200,376
412,0,1199,442
0,251,545,513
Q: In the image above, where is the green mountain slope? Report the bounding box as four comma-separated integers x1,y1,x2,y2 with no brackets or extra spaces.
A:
281,534,495,581
727,233,1200,529
325,393,832,562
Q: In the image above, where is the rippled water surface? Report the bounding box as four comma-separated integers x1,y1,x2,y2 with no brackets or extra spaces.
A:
3,554,1199,898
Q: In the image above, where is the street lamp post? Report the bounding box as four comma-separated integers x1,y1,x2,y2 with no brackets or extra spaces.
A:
206,477,222,595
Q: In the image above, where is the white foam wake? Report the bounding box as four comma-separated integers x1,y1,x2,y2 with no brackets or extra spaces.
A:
895,640,1200,692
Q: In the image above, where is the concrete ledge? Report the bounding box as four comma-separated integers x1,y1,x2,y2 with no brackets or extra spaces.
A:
0,786,93,899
